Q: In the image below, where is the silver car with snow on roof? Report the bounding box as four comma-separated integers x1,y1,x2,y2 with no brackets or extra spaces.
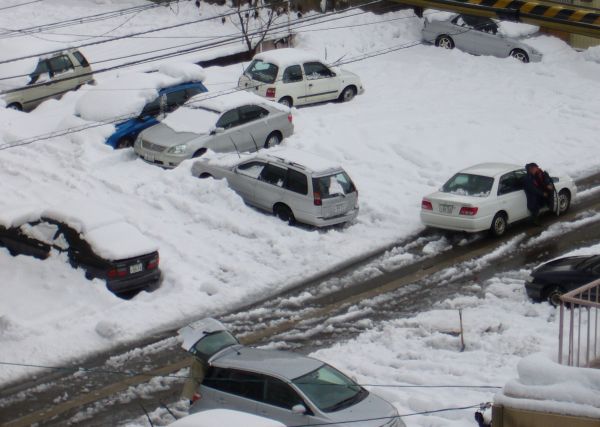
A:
179,318,405,427
191,148,359,227
134,91,294,168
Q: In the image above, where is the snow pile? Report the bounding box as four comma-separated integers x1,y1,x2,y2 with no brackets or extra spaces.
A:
495,354,600,419
169,409,285,427
584,45,600,63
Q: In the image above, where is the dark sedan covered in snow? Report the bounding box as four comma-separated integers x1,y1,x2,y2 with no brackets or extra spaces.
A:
525,255,600,306
0,204,161,296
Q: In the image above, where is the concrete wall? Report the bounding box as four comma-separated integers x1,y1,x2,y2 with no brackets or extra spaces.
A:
493,405,600,427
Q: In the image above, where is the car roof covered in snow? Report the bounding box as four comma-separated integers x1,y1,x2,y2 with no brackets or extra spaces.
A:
460,162,522,178
253,48,320,68
258,148,343,175
188,90,289,113
0,206,42,229
212,346,323,380
169,409,285,427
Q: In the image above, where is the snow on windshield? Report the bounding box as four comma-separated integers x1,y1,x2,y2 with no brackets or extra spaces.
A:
161,106,218,135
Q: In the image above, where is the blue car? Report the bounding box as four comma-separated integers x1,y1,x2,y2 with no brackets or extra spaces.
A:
107,81,208,149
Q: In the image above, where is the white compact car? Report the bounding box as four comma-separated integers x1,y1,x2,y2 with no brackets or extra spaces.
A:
238,48,364,107
420,163,576,236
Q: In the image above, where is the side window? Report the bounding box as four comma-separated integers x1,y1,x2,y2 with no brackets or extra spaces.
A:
48,55,74,76
71,51,89,68
237,161,266,179
285,169,308,195
264,377,304,410
303,62,333,80
283,65,303,83
216,109,241,129
229,370,265,402
259,164,287,187
165,89,188,112
186,86,205,98
140,96,162,117
19,222,69,250
29,60,50,84
204,367,232,393
498,172,524,195
238,105,269,124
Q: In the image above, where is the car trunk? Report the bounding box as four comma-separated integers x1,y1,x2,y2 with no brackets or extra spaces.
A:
425,192,482,217
312,172,358,219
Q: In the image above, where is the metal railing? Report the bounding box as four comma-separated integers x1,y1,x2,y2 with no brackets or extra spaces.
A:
558,278,600,367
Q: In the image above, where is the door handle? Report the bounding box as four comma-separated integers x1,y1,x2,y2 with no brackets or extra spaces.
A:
309,83,313,87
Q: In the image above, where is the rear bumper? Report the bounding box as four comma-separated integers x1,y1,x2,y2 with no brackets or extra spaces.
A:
307,207,359,227
420,210,491,233
107,269,162,294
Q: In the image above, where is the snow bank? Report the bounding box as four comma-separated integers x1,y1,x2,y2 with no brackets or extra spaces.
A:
169,409,285,427
495,354,600,419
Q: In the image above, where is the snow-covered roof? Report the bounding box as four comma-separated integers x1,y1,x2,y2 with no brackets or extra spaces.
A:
75,63,205,122
0,206,42,228
188,90,289,113
253,48,320,68
460,162,521,177
495,354,600,419
260,147,342,174
43,204,124,234
169,409,285,427
84,222,158,260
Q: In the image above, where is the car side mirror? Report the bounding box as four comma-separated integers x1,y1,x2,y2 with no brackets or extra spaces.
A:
292,404,307,415
210,127,225,135
330,71,336,77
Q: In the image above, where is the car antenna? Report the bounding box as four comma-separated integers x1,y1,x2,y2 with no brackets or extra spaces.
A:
228,136,241,158
250,134,259,152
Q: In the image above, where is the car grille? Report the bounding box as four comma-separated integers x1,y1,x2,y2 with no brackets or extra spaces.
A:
141,140,167,152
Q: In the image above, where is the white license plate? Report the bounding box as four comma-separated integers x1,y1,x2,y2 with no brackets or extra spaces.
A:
334,204,345,215
130,263,143,274
144,153,155,162
439,204,454,214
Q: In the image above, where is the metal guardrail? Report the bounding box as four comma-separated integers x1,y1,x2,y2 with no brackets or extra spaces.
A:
558,278,600,367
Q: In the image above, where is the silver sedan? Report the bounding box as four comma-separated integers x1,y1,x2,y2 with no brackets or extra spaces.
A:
422,14,542,63
134,91,294,168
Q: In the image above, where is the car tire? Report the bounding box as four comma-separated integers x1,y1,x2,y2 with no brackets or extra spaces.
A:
510,49,529,63
198,172,213,179
264,131,282,149
546,286,564,307
558,190,571,214
117,136,133,149
7,102,23,111
339,86,357,103
193,148,207,158
435,35,454,49
274,203,295,225
278,97,293,107
490,212,507,237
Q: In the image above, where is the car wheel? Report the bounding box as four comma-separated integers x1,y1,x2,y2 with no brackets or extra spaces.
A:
490,212,507,237
510,49,529,63
7,102,23,111
198,172,213,179
558,190,571,214
435,35,454,49
264,131,282,149
193,148,207,158
117,136,133,149
278,97,293,107
546,287,564,307
339,86,356,103
275,204,295,225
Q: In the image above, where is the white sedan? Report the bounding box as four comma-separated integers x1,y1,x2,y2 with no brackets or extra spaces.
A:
420,163,576,236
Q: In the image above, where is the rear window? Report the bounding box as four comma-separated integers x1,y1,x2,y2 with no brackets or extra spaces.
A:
72,50,89,67
245,59,278,84
312,172,355,199
442,173,493,197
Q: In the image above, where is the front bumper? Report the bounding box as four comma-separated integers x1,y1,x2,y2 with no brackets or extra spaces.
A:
525,280,545,301
529,51,543,63
134,141,189,169
420,210,492,233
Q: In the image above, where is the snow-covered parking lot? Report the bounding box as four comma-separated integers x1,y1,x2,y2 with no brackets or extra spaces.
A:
1,0,600,402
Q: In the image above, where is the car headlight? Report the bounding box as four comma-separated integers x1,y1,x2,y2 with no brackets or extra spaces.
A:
168,144,187,155
526,275,535,283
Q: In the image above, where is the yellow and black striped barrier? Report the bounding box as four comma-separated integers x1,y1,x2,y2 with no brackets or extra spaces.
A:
394,0,600,38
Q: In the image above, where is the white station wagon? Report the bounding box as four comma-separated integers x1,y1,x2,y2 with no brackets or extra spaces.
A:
238,48,364,107
420,163,576,236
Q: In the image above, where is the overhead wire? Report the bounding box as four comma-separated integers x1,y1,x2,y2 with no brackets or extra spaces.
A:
0,0,42,12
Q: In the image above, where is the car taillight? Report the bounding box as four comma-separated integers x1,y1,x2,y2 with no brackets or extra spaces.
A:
191,392,201,403
108,266,128,279
147,254,159,270
266,87,276,98
421,199,433,210
287,113,293,123
313,191,322,206
459,206,479,216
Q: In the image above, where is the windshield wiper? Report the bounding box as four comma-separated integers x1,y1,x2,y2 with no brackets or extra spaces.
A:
324,387,365,412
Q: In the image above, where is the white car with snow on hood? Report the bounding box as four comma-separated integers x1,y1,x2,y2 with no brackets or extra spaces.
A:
192,148,359,227
134,91,294,168
0,204,161,296
238,48,364,107
420,163,575,236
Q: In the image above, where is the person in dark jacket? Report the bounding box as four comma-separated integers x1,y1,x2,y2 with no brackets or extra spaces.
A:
524,163,554,225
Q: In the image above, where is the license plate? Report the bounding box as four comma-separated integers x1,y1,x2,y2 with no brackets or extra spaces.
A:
144,154,155,162
334,204,345,215
130,263,143,274
439,204,454,214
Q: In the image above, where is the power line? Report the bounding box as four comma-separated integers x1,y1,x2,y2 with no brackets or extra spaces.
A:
0,0,42,12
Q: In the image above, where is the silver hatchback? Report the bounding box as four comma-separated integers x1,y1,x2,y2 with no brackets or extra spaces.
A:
134,91,294,168
191,148,359,227
179,319,405,427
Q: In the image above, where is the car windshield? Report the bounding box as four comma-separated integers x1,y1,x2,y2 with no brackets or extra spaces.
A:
292,364,366,412
442,173,494,197
189,330,238,360
313,172,355,199
245,59,279,84
575,255,600,273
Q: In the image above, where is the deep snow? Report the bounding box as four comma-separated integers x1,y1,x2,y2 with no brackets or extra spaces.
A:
1,0,600,393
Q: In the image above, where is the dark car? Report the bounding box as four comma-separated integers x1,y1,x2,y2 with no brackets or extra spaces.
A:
525,255,600,306
0,205,161,297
